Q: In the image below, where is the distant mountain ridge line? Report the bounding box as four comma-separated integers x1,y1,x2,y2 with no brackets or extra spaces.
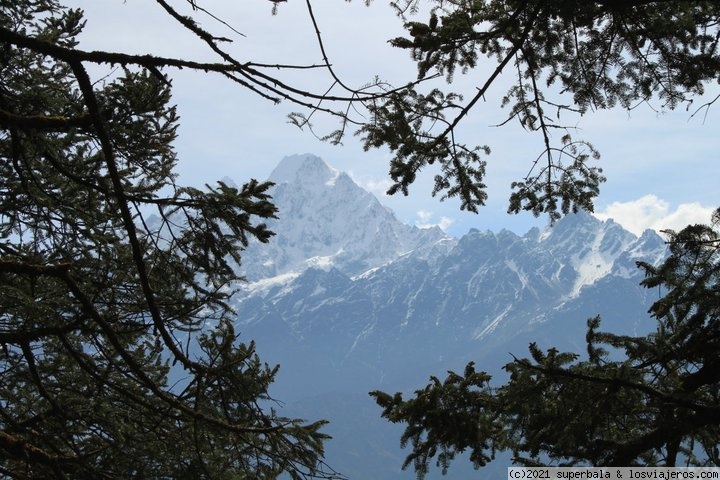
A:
231,153,667,373
238,154,665,284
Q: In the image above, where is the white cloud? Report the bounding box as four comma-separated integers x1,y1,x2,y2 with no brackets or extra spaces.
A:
349,173,394,197
594,195,715,236
415,210,454,231
416,210,432,223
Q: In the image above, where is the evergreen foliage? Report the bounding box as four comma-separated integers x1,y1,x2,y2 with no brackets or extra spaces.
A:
371,208,720,476
353,0,719,217
0,2,336,478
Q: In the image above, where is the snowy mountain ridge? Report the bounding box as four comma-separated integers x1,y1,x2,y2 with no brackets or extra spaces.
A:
231,154,667,375
226,154,670,480
237,154,666,299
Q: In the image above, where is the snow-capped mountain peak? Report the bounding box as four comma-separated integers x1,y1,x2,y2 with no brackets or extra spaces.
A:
238,154,449,281
268,153,340,186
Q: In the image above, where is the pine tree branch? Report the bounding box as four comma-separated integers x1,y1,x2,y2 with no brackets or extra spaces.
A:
0,323,82,344
56,332,182,421
0,108,93,130
432,4,540,154
0,259,71,276
69,59,207,375
0,26,363,103
0,431,80,472
304,0,356,95
58,268,291,436
513,357,719,415
19,342,64,415
609,408,720,466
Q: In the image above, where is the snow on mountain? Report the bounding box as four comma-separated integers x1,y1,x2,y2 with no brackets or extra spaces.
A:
235,154,665,301
527,211,660,299
237,153,449,283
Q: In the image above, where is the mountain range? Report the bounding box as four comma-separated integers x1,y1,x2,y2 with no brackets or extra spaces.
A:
230,153,668,480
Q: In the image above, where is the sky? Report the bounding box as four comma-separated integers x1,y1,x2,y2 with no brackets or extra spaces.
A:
69,0,718,238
